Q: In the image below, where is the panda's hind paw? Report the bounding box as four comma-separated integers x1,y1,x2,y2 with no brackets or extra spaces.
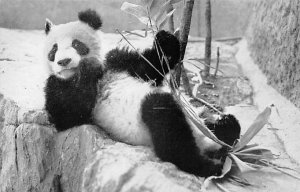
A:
205,114,241,146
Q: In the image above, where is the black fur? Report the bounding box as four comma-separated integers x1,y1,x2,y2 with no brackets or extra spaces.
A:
105,30,180,86
45,19,52,35
78,9,102,30
205,114,241,146
45,58,103,131
141,92,226,177
48,43,58,62
44,27,241,177
72,39,89,56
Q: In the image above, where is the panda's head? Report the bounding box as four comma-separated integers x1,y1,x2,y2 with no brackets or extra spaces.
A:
44,9,103,79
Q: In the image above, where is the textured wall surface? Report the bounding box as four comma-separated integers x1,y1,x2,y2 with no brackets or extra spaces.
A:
247,0,300,108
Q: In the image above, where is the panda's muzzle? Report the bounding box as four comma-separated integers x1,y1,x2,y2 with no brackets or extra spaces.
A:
58,58,72,66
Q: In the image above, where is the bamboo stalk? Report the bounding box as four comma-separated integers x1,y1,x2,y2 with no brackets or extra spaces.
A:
203,0,212,77
214,47,220,77
174,0,195,93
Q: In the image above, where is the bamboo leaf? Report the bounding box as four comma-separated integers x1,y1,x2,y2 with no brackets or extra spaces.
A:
228,175,251,186
170,0,184,4
214,182,232,192
233,107,272,152
202,158,233,191
234,145,274,161
158,9,176,30
222,157,233,177
122,30,148,38
154,0,171,24
259,160,300,180
139,0,153,7
121,2,150,24
229,154,255,173
235,153,273,161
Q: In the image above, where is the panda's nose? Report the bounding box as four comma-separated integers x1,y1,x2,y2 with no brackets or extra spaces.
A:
57,58,71,66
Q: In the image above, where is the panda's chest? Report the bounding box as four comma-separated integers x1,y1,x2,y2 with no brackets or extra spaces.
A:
93,73,153,146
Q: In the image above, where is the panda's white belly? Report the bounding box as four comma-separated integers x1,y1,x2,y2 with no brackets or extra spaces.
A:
93,72,154,146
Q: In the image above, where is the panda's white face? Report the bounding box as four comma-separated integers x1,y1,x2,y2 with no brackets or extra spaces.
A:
45,20,102,79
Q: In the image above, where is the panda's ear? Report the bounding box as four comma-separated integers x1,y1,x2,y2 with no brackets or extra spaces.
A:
78,9,102,30
45,18,53,35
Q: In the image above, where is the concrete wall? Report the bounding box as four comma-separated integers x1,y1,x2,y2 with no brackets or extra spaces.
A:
247,0,300,108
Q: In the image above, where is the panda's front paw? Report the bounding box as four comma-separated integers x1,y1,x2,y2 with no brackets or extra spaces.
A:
78,57,103,79
154,30,180,69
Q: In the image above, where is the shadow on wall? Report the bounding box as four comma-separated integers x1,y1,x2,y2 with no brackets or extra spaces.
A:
0,0,253,38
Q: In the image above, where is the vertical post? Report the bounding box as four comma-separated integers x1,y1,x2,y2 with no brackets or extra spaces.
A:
174,0,195,96
214,47,220,77
179,0,195,60
197,0,201,37
203,0,211,77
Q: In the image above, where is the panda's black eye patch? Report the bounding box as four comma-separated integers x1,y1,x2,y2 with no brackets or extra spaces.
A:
72,39,89,55
48,43,58,62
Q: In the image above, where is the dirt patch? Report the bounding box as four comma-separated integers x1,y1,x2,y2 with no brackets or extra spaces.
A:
195,76,253,107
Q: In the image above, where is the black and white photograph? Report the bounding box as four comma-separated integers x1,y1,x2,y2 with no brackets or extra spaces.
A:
0,0,300,191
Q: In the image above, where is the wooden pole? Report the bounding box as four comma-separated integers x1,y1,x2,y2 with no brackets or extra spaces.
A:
174,0,195,96
203,0,211,77
197,0,201,37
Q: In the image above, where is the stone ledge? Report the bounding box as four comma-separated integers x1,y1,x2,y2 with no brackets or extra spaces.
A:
0,94,204,192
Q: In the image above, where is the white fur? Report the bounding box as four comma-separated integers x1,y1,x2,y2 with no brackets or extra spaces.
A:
44,19,222,159
44,20,103,79
93,71,222,156
93,71,155,146
188,120,222,155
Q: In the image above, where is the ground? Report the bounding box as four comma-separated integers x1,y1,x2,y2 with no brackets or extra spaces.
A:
0,28,300,191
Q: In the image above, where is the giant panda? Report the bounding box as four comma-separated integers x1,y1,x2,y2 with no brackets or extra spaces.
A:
44,9,241,177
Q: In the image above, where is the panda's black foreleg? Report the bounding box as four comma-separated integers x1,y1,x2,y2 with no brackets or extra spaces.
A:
105,30,180,86
77,57,103,84
45,57,103,131
141,92,226,177
141,30,181,86
152,30,181,69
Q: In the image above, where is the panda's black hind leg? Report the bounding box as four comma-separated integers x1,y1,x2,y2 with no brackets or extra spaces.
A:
205,114,241,146
141,92,227,177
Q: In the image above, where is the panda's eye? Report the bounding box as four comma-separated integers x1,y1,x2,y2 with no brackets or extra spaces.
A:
72,39,89,56
48,43,58,62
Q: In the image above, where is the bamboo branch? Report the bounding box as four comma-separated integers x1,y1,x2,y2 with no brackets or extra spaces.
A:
196,0,201,37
